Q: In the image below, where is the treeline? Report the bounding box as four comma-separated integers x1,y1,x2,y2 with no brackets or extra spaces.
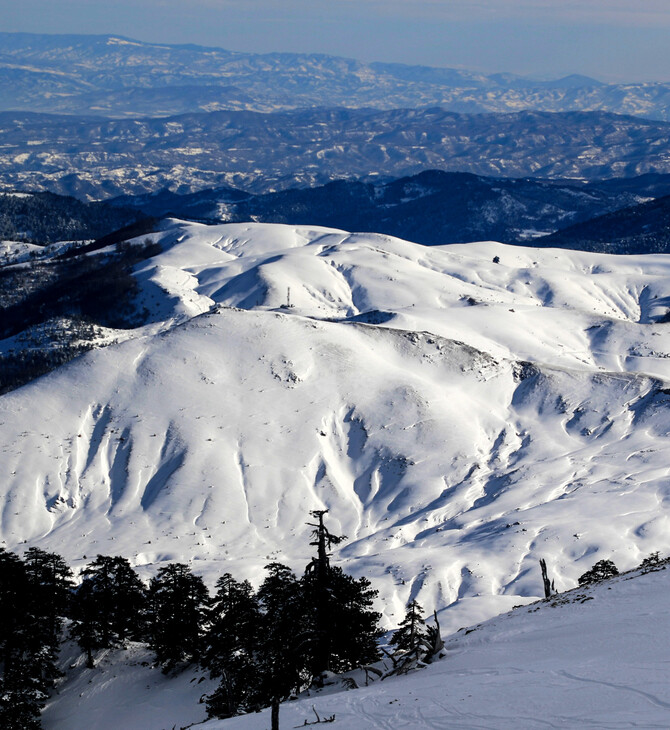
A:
0,318,104,395
0,192,143,245
0,237,161,341
4,527,655,729
1,512,425,729
0,547,70,729
0,237,162,394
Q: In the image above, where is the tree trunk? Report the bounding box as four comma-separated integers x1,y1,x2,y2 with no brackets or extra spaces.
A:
271,697,280,730
86,643,94,669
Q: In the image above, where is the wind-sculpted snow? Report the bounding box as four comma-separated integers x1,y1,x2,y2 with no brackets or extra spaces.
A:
3,221,670,636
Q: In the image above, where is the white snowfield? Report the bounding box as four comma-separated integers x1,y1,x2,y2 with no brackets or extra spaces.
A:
3,221,670,638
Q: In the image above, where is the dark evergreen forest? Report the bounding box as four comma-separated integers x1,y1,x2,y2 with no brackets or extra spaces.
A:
0,512,441,729
0,230,160,395
0,193,143,245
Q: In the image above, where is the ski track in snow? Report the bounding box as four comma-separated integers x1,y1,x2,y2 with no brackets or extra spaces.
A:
45,568,669,730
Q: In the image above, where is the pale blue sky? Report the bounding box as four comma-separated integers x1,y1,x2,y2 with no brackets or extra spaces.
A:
1,0,668,82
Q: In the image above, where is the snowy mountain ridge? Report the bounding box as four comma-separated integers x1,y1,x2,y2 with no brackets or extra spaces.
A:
3,220,670,643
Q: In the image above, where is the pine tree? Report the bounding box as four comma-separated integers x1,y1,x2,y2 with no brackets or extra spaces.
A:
385,600,441,676
0,549,28,673
148,563,209,671
0,548,57,729
302,510,346,679
203,509,384,727
577,559,619,586
320,567,382,673
23,548,73,637
301,510,381,680
204,573,261,719
70,555,147,667
23,548,73,692
69,578,105,669
0,655,46,730
255,563,307,728
100,556,148,643
390,600,428,655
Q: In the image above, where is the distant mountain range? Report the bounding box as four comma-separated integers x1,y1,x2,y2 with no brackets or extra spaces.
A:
536,193,670,254
109,170,667,247
4,108,670,199
6,170,670,255
3,32,670,254
3,33,670,120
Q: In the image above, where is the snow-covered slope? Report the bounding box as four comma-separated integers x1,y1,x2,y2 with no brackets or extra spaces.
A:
42,562,670,729
214,566,670,730
3,221,670,636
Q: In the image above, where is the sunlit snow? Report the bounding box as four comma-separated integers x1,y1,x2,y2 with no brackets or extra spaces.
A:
42,565,670,729
2,221,670,639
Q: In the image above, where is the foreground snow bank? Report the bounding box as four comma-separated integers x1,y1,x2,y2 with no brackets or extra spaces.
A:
215,566,670,729
44,566,670,729
42,641,215,730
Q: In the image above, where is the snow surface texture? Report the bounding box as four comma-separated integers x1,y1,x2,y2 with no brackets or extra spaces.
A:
208,567,670,730
3,221,670,638
42,563,670,729
43,641,217,730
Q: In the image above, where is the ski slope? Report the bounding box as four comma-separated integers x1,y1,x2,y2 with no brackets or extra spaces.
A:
2,222,670,637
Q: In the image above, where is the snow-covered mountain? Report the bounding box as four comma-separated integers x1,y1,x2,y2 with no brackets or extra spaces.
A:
4,32,670,122
3,221,670,644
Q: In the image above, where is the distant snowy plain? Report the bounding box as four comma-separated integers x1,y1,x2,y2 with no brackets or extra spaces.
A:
2,221,670,727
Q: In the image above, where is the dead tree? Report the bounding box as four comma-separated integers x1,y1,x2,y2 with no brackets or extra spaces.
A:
540,558,555,599
425,611,445,662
